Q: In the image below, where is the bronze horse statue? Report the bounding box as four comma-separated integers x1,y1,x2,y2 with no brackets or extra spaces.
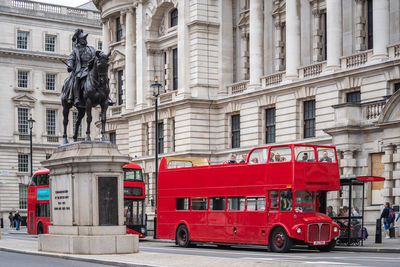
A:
61,50,111,144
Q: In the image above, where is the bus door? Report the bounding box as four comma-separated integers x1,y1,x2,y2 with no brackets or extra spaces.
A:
267,190,293,234
124,199,145,234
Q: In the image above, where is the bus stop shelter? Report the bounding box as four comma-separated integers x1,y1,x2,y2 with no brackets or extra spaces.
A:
331,176,385,246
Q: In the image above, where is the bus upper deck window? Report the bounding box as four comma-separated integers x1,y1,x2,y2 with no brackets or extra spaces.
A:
249,148,268,164
317,148,336,163
270,146,291,162
294,146,315,162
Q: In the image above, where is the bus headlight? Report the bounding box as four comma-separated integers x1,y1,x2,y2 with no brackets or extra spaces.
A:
333,227,338,233
297,227,301,234
141,227,145,233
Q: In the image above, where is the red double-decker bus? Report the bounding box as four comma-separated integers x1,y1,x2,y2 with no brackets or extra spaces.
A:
27,168,50,234
28,164,147,237
156,144,341,252
123,163,147,237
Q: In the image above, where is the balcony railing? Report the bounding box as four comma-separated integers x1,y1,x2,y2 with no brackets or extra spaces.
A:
299,62,326,79
227,80,249,95
110,106,122,116
47,136,59,143
363,100,386,121
388,43,400,58
10,0,100,21
341,50,372,69
261,72,285,88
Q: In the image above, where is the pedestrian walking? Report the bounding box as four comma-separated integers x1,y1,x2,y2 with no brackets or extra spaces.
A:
380,202,395,239
14,211,21,231
8,212,13,228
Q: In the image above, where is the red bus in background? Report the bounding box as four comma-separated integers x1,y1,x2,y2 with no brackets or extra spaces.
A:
27,168,50,234
27,164,147,237
123,163,147,237
156,144,341,252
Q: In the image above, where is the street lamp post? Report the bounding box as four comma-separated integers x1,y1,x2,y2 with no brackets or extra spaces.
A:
151,76,163,239
27,114,35,177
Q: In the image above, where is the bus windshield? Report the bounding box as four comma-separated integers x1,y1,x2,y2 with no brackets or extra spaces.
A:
125,169,143,182
29,174,49,186
294,190,315,212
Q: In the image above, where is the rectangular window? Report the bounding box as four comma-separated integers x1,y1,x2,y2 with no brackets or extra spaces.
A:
170,9,178,27
72,111,83,137
98,40,103,50
172,119,175,152
176,198,190,210
247,197,265,211
18,71,29,88
18,154,29,173
192,198,207,210
18,107,29,134
109,132,116,144
265,108,275,144
367,0,373,50
19,184,28,209
35,203,50,217
45,73,56,91
231,114,240,148
227,197,245,211
46,109,56,136
157,122,164,154
118,70,123,105
172,48,178,90
346,91,361,103
269,191,279,210
304,100,315,138
17,31,28,49
45,34,56,52
395,83,400,93
294,190,315,212
280,190,293,211
209,197,225,211
322,12,327,60
116,17,122,42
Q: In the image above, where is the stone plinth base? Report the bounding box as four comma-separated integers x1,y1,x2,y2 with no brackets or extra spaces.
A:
38,233,138,254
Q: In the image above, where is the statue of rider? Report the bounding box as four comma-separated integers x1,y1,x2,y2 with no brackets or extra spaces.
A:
66,29,95,107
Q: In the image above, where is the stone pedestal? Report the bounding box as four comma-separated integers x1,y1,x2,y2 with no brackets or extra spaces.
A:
38,141,139,254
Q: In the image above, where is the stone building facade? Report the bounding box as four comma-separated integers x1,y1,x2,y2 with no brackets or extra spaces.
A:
0,0,102,224
94,0,400,235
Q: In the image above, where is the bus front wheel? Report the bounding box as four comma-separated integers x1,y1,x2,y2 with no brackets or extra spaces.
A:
37,222,44,235
176,225,190,248
269,227,292,253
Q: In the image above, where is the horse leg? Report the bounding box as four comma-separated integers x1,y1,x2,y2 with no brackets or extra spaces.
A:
73,107,85,142
85,100,92,141
62,103,70,144
100,101,109,141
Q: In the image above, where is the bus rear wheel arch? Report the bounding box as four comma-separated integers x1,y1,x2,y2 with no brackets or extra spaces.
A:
37,222,44,235
176,224,190,248
269,227,292,253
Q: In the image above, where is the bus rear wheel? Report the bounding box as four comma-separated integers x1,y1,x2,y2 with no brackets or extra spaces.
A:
37,222,44,235
176,225,190,248
269,227,292,253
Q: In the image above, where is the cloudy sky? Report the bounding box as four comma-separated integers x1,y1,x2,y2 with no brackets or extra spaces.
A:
33,0,92,8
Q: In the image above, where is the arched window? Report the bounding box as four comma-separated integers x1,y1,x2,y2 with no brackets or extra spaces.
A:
170,8,178,27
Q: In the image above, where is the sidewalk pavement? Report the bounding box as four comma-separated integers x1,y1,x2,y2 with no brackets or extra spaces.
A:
1,227,400,267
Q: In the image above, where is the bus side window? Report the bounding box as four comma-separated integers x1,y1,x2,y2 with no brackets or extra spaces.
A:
280,190,293,211
228,197,245,211
247,197,266,211
269,191,279,210
270,146,291,162
210,197,226,211
30,175,37,186
176,198,190,210
192,198,207,210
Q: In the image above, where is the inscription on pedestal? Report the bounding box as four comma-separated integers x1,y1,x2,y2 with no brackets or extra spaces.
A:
98,177,118,226
54,190,71,211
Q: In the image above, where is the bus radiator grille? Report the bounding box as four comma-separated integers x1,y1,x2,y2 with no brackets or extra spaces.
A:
307,223,331,243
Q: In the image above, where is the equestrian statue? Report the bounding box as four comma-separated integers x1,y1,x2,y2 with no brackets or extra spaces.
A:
61,29,113,144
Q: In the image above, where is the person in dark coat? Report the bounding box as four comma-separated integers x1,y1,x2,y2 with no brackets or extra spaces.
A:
8,212,13,228
13,211,21,231
380,202,392,239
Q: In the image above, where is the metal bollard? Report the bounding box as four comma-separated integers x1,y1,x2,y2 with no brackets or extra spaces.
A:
0,218,3,228
375,218,382,243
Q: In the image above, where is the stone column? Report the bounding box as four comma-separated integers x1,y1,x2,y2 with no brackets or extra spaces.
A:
312,9,323,62
125,9,136,111
382,144,394,204
240,30,249,80
340,149,356,207
177,0,191,98
285,0,301,79
355,0,366,52
249,0,263,89
218,0,233,96
393,143,400,204
102,18,110,51
326,0,342,71
372,0,389,59
274,19,284,72
135,2,147,109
